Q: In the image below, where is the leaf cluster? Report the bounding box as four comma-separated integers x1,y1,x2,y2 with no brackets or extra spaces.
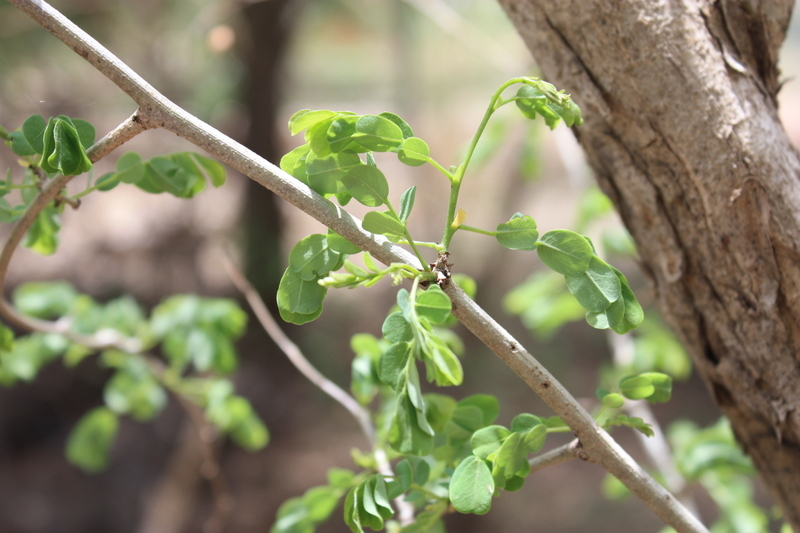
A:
0,282,267,472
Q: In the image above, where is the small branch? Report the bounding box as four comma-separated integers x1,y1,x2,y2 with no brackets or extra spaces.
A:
528,439,584,473
223,256,416,524
223,256,375,446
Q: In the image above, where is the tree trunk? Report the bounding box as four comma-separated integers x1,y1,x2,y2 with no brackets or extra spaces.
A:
498,0,800,528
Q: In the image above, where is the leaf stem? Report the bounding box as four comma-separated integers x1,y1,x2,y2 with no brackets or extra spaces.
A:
385,200,430,272
425,157,453,182
440,77,528,251
457,224,496,237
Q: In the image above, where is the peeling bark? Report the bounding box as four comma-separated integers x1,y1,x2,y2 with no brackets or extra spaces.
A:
498,0,800,527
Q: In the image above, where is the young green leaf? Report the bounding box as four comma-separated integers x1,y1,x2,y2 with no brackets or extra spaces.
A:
22,114,47,154
397,137,430,167
585,296,625,329
288,109,338,135
326,229,361,254
619,374,656,400
351,115,404,152
277,267,327,323
471,425,511,459
378,342,411,389
23,206,61,255
522,424,547,453
65,407,119,472
114,151,144,183
390,390,434,455
600,392,626,409
537,230,593,276
362,211,405,237
421,336,463,386
378,112,414,138
71,118,96,149
604,414,654,437
399,186,417,222
565,256,622,313
449,455,494,515
610,266,644,334
639,372,673,403
415,285,452,325
496,214,539,251
510,413,542,433
382,312,413,343
327,115,366,153
289,234,341,281
95,172,120,191
491,432,528,480
104,369,167,422
305,152,362,195
280,144,311,181
341,165,389,207
44,117,93,175
8,130,36,156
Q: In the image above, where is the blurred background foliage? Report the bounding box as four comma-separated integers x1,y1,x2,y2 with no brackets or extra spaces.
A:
0,0,798,532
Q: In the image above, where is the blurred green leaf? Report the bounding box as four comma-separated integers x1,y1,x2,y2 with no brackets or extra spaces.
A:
65,407,119,472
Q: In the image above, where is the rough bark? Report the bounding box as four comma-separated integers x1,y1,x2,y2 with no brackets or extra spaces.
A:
498,0,800,527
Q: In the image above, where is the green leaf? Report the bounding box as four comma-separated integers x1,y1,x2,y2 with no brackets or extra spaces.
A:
71,118,96,149
449,455,494,515
306,152,362,195
390,390,434,455
289,234,341,280
496,214,538,250
415,286,452,325
600,391,626,409
13,281,77,318
115,152,144,184
190,153,226,187
610,266,644,334
352,115,404,152
280,144,311,181
510,413,542,433
307,117,338,157
327,115,366,153
399,186,417,222
378,342,410,389
65,407,119,472
619,375,656,400
421,336,463,386
565,256,622,312
537,230,593,276
604,414,654,437
491,432,528,480
522,424,547,453
458,395,500,427
341,165,389,207
9,130,36,156
397,137,430,167
46,117,93,175
23,206,61,255
471,425,511,459
362,210,405,237
639,372,672,403
327,229,361,254
585,296,625,329
207,394,269,450
382,312,413,343
95,172,120,192
277,267,327,322
22,114,46,154
104,369,167,421
289,109,338,135
378,112,414,138
0,198,15,223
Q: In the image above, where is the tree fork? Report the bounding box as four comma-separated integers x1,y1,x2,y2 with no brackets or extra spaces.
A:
499,0,800,527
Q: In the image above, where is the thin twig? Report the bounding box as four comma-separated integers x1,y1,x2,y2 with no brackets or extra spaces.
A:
223,255,416,524
222,255,376,446
528,439,584,473
7,2,707,531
